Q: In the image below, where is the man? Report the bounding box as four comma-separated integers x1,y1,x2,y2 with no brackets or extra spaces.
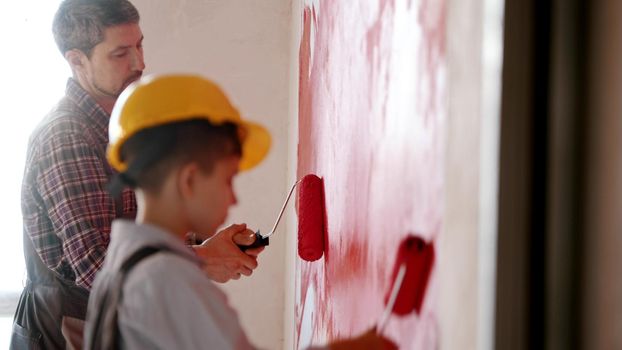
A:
11,1,262,349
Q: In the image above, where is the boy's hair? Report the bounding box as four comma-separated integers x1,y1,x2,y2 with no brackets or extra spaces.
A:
52,0,140,57
120,119,242,193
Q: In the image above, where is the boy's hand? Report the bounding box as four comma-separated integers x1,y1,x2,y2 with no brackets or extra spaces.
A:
231,227,265,257
193,223,265,282
328,328,397,350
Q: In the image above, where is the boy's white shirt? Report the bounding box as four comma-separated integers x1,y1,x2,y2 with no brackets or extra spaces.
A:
88,219,254,350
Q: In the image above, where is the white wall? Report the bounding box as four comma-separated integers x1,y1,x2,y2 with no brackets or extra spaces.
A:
284,0,301,349
443,0,503,349
132,1,293,349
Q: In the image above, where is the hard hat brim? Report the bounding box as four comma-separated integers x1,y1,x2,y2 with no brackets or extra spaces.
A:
239,119,271,171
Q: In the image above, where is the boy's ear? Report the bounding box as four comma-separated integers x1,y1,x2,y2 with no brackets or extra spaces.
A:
177,162,200,198
65,49,86,71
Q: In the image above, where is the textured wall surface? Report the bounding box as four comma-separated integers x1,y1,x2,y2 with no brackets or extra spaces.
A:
295,0,446,348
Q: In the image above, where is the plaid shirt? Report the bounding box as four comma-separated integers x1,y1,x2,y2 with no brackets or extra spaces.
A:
21,79,136,290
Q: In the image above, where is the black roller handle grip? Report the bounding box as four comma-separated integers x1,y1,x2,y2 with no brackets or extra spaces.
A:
238,230,269,252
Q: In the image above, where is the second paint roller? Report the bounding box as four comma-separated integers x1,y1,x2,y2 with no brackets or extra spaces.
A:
377,235,435,333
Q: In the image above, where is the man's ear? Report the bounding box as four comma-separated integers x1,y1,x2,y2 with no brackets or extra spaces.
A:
177,162,200,198
64,49,86,71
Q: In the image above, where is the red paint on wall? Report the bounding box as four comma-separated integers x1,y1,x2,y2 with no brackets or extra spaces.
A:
296,0,446,348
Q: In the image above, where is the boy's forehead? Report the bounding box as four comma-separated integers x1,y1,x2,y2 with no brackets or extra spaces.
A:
228,155,242,172
218,155,241,174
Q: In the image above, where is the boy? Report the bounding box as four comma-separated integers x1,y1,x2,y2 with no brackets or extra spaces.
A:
84,74,396,349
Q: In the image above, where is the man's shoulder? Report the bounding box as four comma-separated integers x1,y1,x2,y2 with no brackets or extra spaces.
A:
29,97,95,147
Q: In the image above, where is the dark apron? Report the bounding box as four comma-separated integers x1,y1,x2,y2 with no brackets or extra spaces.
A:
10,232,89,349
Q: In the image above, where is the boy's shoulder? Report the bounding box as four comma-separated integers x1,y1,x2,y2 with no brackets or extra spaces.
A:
124,248,214,292
120,250,231,313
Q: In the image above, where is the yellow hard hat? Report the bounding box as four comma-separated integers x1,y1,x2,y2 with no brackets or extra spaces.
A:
108,74,271,172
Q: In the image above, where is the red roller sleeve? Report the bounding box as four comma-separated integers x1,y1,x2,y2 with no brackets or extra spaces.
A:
384,235,435,315
297,174,326,261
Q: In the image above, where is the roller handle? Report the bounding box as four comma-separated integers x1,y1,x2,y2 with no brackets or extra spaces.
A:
237,230,269,252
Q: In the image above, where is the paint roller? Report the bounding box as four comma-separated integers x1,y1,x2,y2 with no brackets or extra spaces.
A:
296,174,326,261
238,174,327,263
377,235,435,333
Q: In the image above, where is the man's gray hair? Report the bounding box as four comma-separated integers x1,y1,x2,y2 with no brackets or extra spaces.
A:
53,0,140,57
